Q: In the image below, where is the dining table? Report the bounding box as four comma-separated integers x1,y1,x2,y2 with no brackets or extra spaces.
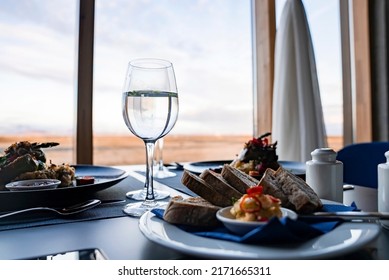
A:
0,164,388,260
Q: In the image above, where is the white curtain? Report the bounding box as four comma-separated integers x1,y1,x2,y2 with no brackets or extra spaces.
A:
272,0,327,162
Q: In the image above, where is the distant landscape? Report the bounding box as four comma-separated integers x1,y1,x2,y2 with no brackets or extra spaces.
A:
0,134,343,166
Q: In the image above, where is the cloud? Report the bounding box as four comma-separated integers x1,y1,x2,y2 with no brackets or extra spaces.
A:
92,0,253,135
0,14,76,85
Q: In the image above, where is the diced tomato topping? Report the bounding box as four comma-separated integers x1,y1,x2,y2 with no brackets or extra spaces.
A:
247,185,263,195
239,195,262,213
269,195,281,203
250,137,263,147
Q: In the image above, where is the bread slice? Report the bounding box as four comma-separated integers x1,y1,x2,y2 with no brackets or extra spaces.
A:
163,195,221,227
181,170,232,207
259,167,322,214
199,169,243,201
221,164,260,193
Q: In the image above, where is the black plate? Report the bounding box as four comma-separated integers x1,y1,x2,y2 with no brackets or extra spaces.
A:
183,160,232,174
184,160,306,176
0,165,128,211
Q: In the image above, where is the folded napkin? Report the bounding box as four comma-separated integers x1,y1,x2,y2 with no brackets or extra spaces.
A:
151,202,359,244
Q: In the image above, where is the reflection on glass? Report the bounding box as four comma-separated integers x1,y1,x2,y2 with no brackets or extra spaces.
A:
154,138,176,179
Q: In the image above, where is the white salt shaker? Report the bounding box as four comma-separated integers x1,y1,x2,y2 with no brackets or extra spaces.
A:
378,151,389,229
306,148,343,203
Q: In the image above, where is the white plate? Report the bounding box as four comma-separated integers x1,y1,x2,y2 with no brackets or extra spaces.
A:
139,211,380,259
216,206,298,235
5,179,61,191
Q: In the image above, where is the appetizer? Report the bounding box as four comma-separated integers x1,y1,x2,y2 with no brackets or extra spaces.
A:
230,185,282,222
0,141,75,189
230,132,280,178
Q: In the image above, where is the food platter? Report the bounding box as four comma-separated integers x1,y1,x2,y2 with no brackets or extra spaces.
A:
183,160,306,176
0,165,128,211
139,210,380,260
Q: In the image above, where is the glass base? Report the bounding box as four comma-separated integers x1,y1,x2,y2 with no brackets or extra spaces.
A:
126,189,170,201
122,200,167,217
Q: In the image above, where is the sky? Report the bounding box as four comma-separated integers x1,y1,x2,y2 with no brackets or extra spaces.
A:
0,0,342,136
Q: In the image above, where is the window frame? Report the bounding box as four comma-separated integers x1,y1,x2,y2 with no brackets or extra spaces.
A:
76,0,94,163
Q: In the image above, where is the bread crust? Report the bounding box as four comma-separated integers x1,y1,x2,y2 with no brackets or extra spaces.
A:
181,170,232,207
163,196,221,227
259,167,322,214
200,169,243,201
221,164,260,193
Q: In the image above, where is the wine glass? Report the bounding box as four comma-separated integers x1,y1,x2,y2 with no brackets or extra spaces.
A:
153,137,176,178
122,58,179,217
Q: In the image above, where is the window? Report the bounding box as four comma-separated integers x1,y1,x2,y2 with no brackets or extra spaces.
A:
0,0,77,163
0,0,344,166
93,0,253,165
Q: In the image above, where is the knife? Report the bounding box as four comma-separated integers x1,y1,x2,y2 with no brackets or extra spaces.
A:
301,211,389,221
100,199,126,205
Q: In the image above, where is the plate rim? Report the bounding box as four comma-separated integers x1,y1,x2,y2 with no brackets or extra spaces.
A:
139,210,380,260
183,160,306,175
183,160,232,174
185,160,232,166
0,164,128,194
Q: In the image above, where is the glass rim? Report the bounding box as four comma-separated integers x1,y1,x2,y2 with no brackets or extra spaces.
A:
129,58,173,69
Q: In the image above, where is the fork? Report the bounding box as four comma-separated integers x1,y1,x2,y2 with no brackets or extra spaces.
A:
0,199,101,219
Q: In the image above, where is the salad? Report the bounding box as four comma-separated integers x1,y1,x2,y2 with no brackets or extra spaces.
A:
230,185,282,222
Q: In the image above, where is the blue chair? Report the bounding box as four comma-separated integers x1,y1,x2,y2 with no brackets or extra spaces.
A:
336,142,389,188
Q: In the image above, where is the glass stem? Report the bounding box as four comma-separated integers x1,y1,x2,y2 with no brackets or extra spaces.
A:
144,141,156,201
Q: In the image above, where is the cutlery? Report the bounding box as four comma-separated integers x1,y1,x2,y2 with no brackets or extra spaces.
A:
301,211,389,221
0,199,101,219
99,199,126,205
174,162,184,170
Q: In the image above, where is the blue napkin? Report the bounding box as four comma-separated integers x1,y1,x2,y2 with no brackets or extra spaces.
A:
151,202,359,244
